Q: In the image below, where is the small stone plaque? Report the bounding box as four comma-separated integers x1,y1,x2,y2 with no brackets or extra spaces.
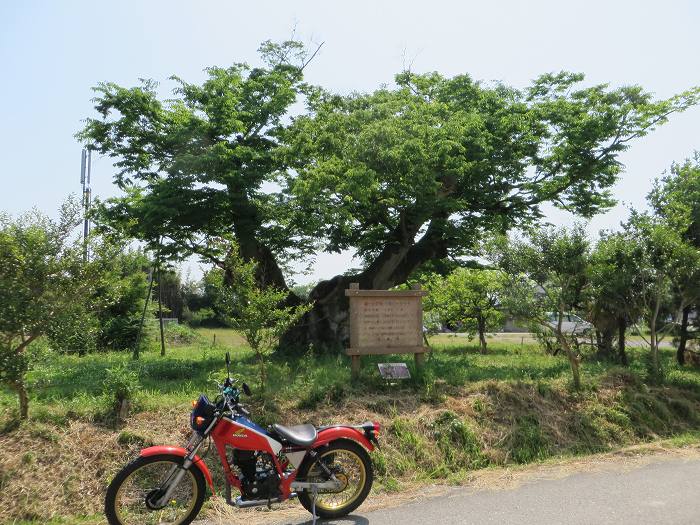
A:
378,363,411,380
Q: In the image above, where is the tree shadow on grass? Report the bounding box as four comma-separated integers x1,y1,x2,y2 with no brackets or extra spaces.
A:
27,353,261,400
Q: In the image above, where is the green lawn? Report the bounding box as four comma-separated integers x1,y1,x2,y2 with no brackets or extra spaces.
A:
2,328,699,425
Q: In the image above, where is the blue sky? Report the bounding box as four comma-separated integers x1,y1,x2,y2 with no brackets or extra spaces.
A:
1,0,699,283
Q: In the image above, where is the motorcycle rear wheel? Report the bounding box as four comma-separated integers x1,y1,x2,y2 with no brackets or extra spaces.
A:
105,454,206,525
297,439,374,519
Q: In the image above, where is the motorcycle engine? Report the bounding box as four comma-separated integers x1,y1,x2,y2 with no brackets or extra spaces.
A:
232,450,280,501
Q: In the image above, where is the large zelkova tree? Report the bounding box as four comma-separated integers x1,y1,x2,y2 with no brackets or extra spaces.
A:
489,225,590,389
81,40,317,291
0,200,92,418
649,153,700,364
80,39,700,349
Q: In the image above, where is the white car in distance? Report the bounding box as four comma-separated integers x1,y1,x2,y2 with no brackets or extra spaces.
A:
545,312,593,335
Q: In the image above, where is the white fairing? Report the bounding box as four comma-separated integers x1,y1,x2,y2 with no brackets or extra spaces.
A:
285,451,307,469
265,435,283,455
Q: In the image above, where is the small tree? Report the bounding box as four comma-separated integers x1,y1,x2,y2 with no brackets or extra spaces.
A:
624,214,700,379
430,268,506,353
587,232,646,364
90,243,151,352
0,200,91,418
215,246,311,391
649,153,700,364
490,225,590,389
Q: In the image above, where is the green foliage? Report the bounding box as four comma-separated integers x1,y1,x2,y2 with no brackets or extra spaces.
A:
46,303,99,356
184,307,217,328
285,71,699,263
89,245,150,352
0,199,93,418
117,430,152,447
649,152,700,248
163,324,203,346
620,213,700,377
489,225,591,388
587,229,647,360
426,268,507,352
81,41,314,286
214,245,311,390
429,411,487,470
81,46,699,348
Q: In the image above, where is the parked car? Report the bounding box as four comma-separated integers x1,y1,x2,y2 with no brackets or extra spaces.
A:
545,312,593,335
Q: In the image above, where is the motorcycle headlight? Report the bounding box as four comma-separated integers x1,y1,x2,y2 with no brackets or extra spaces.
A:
190,394,215,432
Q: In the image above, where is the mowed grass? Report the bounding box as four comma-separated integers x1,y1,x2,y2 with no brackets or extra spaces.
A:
3,328,700,523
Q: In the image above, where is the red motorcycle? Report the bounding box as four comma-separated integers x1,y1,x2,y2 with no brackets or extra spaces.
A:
105,352,380,525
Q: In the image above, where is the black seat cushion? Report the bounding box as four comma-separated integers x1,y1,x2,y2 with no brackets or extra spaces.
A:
272,423,317,447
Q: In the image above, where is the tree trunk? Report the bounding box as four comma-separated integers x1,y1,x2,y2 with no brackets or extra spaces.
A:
649,296,661,381
677,305,691,366
554,310,581,389
559,335,581,390
597,329,614,360
157,263,166,357
228,187,292,292
281,218,449,349
477,317,488,354
617,316,628,366
593,314,615,360
133,267,154,360
7,336,38,419
11,380,29,419
256,350,267,392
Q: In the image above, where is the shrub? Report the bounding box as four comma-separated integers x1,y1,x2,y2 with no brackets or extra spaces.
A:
509,416,549,464
430,411,488,470
185,308,218,328
164,324,202,346
104,365,140,419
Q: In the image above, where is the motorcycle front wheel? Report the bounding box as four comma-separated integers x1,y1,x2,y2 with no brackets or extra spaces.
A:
297,439,374,519
105,454,206,525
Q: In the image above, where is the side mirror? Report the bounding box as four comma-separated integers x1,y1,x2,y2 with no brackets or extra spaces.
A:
242,383,252,396
224,352,232,384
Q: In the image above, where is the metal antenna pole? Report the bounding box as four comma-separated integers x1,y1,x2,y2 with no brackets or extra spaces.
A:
80,148,92,261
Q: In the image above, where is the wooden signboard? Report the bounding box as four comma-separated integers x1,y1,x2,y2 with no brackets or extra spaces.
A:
345,283,428,377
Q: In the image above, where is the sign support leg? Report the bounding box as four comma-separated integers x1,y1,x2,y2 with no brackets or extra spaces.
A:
414,352,425,370
351,355,361,378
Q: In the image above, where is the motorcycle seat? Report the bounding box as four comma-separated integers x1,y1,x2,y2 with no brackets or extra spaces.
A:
271,423,317,447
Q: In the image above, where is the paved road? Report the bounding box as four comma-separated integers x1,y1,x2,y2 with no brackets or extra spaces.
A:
278,457,700,525
442,332,674,349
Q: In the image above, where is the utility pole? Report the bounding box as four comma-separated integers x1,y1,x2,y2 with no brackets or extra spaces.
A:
80,148,92,261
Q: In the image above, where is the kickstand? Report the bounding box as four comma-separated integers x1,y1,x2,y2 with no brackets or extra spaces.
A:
311,485,319,525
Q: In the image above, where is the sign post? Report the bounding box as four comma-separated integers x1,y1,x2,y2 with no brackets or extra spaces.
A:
345,283,427,378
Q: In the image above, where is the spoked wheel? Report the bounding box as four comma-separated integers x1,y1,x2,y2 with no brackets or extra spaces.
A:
297,439,373,519
105,454,206,525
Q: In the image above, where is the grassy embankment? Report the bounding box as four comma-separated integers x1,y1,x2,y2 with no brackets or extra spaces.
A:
2,328,700,523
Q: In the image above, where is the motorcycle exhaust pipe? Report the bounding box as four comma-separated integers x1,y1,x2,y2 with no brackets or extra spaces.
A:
233,492,297,508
